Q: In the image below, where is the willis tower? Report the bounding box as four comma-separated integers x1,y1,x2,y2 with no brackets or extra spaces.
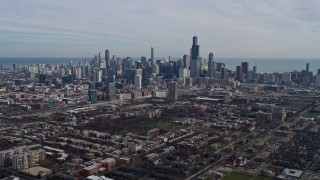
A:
190,36,201,78
191,36,200,59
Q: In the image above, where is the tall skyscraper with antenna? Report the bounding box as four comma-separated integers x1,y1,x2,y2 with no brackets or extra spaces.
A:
191,36,200,60
190,36,200,78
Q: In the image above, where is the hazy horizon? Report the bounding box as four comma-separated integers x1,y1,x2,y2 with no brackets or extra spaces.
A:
1,0,320,58
2,56,320,60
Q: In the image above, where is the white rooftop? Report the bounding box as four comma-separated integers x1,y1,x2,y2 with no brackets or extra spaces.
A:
87,175,114,180
280,168,303,178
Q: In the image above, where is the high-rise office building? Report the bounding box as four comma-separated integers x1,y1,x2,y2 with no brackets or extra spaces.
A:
241,62,249,79
122,57,133,76
179,68,190,79
28,66,36,79
183,54,190,69
136,68,143,77
306,63,309,74
88,90,98,104
106,82,117,100
134,75,142,89
95,70,102,82
141,56,148,68
75,68,82,79
282,72,291,82
159,62,174,75
105,49,110,67
100,60,106,69
39,74,47,83
168,81,178,101
236,66,243,82
191,36,200,59
190,57,201,78
151,47,154,60
12,153,29,171
264,73,275,84
109,58,117,78
174,60,182,77
207,52,215,78
83,65,90,77
102,76,109,84
315,75,320,84
179,68,190,78
252,66,258,79
126,69,136,84
216,62,225,72
253,66,257,74
127,68,142,85
28,150,45,167
221,67,228,80
0,145,44,168
190,36,201,78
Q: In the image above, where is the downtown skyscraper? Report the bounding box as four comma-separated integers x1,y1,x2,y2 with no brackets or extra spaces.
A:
241,62,249,80
207,52,215,78
190,36,201,78
105,49,110,68
191,36,200,60
151,47,154,60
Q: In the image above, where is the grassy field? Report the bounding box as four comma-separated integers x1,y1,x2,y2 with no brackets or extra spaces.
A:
266,135,278,144
244,152,256,160
222,172,253,180
139,118,186,131
247,112,257,117
252,176,274,180
304,112,320,119
221,142,229,148
196,127,219,135
240,132,248,138
222,172,273,180
234,142,244,150
206,147,216,153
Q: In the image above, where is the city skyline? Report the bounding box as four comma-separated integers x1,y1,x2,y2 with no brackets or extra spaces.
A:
1,0,320,58
2,3,320,177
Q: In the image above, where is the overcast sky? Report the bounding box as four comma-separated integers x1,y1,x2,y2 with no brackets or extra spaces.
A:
1,0,320,58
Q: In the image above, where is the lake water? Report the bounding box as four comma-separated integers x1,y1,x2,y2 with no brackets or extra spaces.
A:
0,57,319,73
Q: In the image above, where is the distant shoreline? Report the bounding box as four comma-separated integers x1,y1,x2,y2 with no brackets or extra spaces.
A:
0,57,319,73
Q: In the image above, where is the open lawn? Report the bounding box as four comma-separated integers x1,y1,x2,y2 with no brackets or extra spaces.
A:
196,127,219,135
266,135,278,144
221,142,229,148
252,176,274,180
240,132,248,138
304,112,320,119
235,142,244,150
244,152,256,160
247,112,257,118
139,118,186,131
222,172,273,180
222,172,253,180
